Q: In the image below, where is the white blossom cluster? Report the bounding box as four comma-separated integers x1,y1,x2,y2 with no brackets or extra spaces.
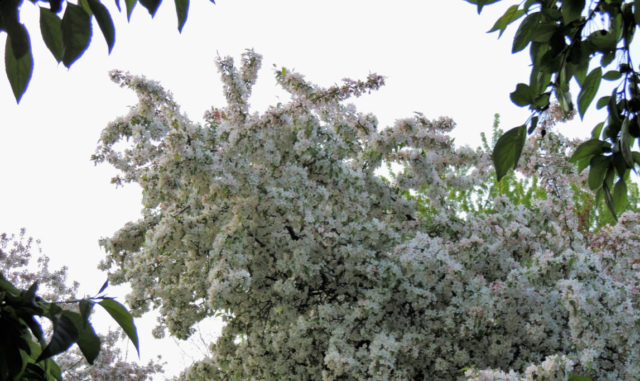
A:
94,51,640,380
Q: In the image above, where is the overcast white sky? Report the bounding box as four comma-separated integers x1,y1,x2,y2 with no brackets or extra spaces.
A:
0,1,607,377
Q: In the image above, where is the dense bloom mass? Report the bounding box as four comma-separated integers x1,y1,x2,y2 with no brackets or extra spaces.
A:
93,50,640,380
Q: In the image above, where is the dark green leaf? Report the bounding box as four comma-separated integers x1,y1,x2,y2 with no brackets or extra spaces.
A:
613,152,628,177
596,95,610,109
62,3,92,68
578,67,602,119
589,30,617,52
24,282,38,304
39,8,64,62
603,182,617,220
513,12,541,53
601,50,616,66
79,299,94,326
5,19,30,59
603,70,621,80
533,92,550,109
24,315,45,342
44,358,62,380
125,0,136,20
87,0,115,53
570,139,607,172
561,0,584,24
175,0,189,32
488,5,524,38
556,85,574,115
78,0,93,15
49,0,62,13
591,121,605,139
98,279,109,294
530,22,556,42
527,115,539,134
620,116,634,168
5,33,33,103
63,311,100,364
510,83,534,106
98,299,139,355
492,125,527,180
571,60,588,86
588,155,609,190
139,0,162,16
463,0,501,14
37,313,79,362
613,178,628,212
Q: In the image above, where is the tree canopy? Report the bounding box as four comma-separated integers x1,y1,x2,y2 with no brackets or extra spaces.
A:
1,0,214,102
466,0,640,219
93,51,639,380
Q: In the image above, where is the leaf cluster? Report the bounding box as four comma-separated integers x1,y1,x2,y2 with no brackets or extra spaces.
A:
469,0,640,219
0,276,138,380
2,0,214,102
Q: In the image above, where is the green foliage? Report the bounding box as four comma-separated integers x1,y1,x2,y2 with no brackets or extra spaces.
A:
468,0,640,219
447,113,639,233
451,115,548,215
0,275,139,380
1,0,215,103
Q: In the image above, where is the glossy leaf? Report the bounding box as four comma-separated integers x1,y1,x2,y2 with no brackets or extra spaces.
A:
49,0,62,13
527,115,539,134
603,182,617,220
79,299,94,326
5,18,30,59
98,299,139,355
510,83,533,106
36,313,79,362
488,5,524,37
588,155,609,191
139,0,162,16
589,30,617,52
620,116,634,168
39,8,64,62
463,0,501,14
596,95,610,109
63,310,100,364
578,67,602,119
98,279,109,294
530,22,556,42
78,0,93,15
61,3,92,68
125,0,137,20
87,0,115,53
591,122,605,139
561,0,584,24
556,85,574,115
603,70,621,80
613,178,628,212
5,33,33,103
175,0,189,32
512,12,541,53
570,139,607,172
492,125,526,180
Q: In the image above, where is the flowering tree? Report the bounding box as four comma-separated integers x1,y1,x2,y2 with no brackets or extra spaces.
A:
466,0,640,216
94,51,639,380
0,229,163,380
